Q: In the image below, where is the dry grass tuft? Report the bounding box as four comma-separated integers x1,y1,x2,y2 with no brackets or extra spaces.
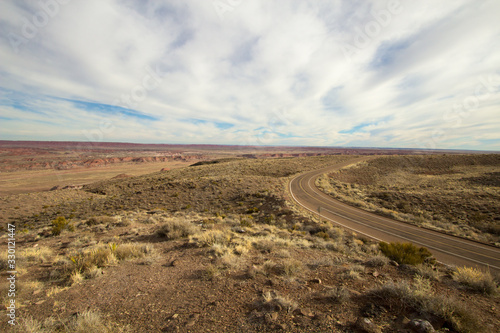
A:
367,276,482,333
87,216,116,226
203,264,221,280
324,286,351,304
191,230,231,247
256,290,297,313
364,255,390,267
156,219,197,240
16,310,129,333
453,266,497,294
280,259,305,278
20,246,54,264
414,264,441,281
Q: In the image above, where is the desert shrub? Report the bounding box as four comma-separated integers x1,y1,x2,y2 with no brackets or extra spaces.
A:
84,266,102,279
203,264,221,280
156,219,197,240
325,286,351,304
113,243,149,260
70,247,116,274
87,216,116,226
280,259,304,277
240,217,253,228
210,243,230,257
233,243,249,256
379,242,433,265
256,290,297,313
315,231,330,240
19,246,54,264
69,271,84,285
453,266,497,294
15,316,45,333
191,230,231,247
252,239,275,253
275,249,291,258
219,252,241,268
414,264,441,281
16,310,128,333
364,255,390,267
51,216,69,236
262,260,278,276
64,243,154,283
341,264,365,280
367,277,481,333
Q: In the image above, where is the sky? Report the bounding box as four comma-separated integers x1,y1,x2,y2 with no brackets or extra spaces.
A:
0,0,499,150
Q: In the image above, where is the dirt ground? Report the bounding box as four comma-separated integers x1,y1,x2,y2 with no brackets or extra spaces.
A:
0,153,499,332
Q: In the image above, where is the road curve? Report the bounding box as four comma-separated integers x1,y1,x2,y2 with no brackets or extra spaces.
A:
289,157,500,273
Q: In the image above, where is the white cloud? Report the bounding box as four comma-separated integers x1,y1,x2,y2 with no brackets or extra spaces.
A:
0,0,499,150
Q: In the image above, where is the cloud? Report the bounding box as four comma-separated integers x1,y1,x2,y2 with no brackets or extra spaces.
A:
0,0,499,150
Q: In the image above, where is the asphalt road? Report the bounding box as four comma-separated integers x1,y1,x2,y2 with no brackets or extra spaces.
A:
289,157,500,273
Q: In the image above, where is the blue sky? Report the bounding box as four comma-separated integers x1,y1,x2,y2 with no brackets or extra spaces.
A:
0,0,499,150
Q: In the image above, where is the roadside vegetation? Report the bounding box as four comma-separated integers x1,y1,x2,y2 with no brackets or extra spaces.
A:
316,154,500,245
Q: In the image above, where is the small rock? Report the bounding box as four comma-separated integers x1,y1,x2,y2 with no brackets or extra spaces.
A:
35,300,45,305
32,289,42,296
361,302,386,318
170,260,178,267
310,278,322,284
265,312,279,323
185,314,199,327
407,319,435,333
171,314,179,319
389,260,399,267
293,308,314,317
355,317,381,333
372,271,380,277
348,288,361,297
275,323,287,330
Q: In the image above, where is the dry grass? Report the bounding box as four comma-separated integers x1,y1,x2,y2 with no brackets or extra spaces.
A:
414,264,441,281
190,230,231,247
15,310,129,333
324,286,351,304
58,242,156,284
156,219,198,239
280,259,305,278
367,276,482,333
453,266,497,294
87,216,116,226
20,246,54,264
256,290,298,313
364,255,390,267
203,264,221,280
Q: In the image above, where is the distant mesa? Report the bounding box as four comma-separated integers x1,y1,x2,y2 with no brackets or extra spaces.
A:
160,168,170,172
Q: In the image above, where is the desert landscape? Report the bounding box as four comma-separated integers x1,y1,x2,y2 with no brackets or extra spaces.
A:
3,1,500,332
0,141,499,332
